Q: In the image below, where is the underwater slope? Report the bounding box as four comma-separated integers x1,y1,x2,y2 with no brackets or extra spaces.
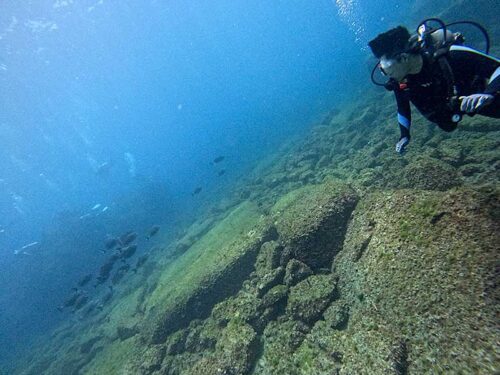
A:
16,84,500,373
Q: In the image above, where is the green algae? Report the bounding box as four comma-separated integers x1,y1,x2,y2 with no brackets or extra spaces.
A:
271,181,358,270
286,274,337,324
143,201,274,344
329,189,500,374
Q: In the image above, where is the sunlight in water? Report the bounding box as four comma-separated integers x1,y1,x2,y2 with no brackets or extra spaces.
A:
334,0,367,47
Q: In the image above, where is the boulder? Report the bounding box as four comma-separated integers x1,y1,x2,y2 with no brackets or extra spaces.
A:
324,188,500,374
189,321,258,375
271,181,358,270
256,267,285,297
261,284,289,309
255,240,283,275
323,300,349,330
284,259,313,286
401,157,461,190
144,202,276,344
286,274,337,324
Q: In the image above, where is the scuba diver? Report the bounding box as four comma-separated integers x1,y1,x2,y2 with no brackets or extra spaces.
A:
368,19,500,154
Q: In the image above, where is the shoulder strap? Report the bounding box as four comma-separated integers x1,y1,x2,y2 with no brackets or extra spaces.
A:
435,52,458,99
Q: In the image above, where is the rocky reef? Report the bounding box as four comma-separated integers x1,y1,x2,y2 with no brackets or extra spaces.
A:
15,85,499,373
12,4,500,372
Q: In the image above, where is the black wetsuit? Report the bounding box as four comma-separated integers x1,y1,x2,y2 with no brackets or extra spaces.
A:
395,45,500,139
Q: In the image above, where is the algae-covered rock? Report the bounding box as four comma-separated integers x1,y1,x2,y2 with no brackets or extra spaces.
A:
254,318,310,375
189,320,258,375
255,240,283,275
322,299,349,330
284,258,313,286
144,202,275,344
261,284,288,309
256,267,285,297
320,187,500,374
139,345,166,373
286,274,338,324
271,181,358,270
184,319,218,353
211,292,261,329
165,329,188,355
401,156,461,190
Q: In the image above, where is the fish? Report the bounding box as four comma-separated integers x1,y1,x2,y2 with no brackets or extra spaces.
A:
192,187,202,196
120,244,137,259
13,249,31,255
120,231,137,246
217,169,226,176
82,301,99,316
77,273,92,287
73,294,89,311
146,225,160,240
104,237,119,250
14,241,39,255
212,156,225,164
111,264,130,285
96,255,119,284
91,203,101,211
99,287,114,307
63,292,81,308
101,206,109,212
133,254,149,273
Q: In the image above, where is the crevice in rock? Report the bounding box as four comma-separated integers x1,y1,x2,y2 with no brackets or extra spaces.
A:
390,339,409,375
353,234,372,262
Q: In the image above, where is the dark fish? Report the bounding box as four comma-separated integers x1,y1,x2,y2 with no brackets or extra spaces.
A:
212,156,225,164
73,294,89,311
133,254,149,273
63,292,80,308
217,169,226,176
111,264,130,285
77,273,93,287
82,301,98,316
96,255,119,284
120,231,137,246
118,264,130,272
146,225,160,240
120,244,137,259
104,237,119,250
100,287,114,307
192,187,202,196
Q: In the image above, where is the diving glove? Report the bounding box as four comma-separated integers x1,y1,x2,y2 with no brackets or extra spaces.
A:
395,136,409,154
459,93,494,113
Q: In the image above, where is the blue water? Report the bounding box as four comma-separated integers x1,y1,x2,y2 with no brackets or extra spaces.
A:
0,0,411,368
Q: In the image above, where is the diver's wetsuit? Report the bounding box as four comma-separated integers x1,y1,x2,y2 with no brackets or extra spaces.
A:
395,45,500,139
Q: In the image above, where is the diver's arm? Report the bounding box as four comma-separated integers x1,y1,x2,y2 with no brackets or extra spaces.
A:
460,66,499,112
449,45,500,81
449,46,500,111
394,89,411,153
